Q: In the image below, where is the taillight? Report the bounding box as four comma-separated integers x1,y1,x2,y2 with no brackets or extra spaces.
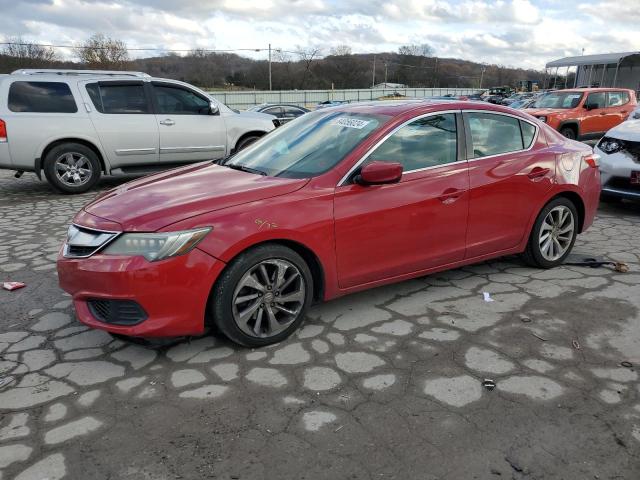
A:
583,153,600,168
0,119,6,143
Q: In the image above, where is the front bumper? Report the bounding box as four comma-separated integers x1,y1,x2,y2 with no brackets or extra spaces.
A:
596,146,640,200
57,247,226,337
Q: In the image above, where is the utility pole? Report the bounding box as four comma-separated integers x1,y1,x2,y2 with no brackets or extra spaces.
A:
268,43,272,91
384,63,388,84
372,54,376,87
479,66,486,89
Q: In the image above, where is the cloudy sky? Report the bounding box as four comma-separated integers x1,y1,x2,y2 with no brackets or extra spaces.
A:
1,0,639,70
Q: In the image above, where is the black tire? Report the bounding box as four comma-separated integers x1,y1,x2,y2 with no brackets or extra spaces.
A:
211,244,313,347
522,197,579,269
43,143,101,194
559,127,576,140
235,134,261,151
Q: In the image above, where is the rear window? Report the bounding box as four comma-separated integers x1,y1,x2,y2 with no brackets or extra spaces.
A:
85,83,150,114
8,81,77,113
607,91,630,107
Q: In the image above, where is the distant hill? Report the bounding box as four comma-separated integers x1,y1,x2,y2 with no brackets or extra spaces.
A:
0,51,546,91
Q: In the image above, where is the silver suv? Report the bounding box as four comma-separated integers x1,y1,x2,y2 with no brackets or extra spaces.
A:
0,69,277,193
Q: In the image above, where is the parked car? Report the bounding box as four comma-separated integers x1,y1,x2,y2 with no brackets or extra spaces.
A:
627,104,640,121
58,100,600,347
0,69,278,193
526,88,637,140
315,100,349,109
595,119,640,201
509,98,537,110
247,104,310,124
501,92,535,106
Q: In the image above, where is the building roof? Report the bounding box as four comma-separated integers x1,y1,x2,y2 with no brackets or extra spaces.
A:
546,52,640,68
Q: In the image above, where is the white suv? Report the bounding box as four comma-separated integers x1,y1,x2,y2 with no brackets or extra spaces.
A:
0,69,277,193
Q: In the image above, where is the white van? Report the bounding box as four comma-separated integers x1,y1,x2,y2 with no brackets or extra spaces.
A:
0,69,278,193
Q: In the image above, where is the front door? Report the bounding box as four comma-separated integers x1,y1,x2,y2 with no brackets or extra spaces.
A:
463,111,555,258
82,80,159,168
151,82,227,163
581,91,608,136
334,112,469,289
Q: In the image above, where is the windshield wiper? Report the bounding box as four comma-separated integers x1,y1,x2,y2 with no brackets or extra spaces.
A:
225,164,267,176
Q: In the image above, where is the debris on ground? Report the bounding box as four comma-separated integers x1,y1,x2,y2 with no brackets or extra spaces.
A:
531,332,547,342
2,281,26,291
572,339,581,350
483,292,494,302
482,379,496,391
520,315,532,323
563,255,629,273
620,361,633,369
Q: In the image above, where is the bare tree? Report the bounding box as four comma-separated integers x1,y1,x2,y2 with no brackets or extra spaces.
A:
76,34,129,69
398,43,434,57
295,46,321,89
2,36,57,62
330,45,352,56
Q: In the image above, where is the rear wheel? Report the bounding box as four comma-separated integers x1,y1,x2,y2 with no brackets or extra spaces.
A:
559,127,576,140
522,197,578,268
43,143,101,194
211,244,313,347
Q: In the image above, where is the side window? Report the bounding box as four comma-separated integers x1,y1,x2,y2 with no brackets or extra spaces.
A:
283,107,303,118
368,113,457,172
467,113,524,158
8,81,77,113
586,92,606,109
85,83,150,114
520,121,536,149
153,85,210,115
607,91,629,107
263,107,283,116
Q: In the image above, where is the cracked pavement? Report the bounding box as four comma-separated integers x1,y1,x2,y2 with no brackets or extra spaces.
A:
1,170,639,480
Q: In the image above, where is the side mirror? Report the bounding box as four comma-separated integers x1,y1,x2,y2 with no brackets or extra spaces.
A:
584,103,597,111
209,102,220,115
355,161,403,186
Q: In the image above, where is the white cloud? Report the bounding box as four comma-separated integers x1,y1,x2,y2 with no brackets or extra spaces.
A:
0,0,637,69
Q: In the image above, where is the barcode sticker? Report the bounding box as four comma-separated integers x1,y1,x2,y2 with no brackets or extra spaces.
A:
331,118,371,129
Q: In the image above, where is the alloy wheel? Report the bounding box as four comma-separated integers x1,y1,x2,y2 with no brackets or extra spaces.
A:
232,259,306,338
54,152,93,187
538,205,574,261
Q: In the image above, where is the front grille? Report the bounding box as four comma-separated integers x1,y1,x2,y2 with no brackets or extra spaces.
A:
63,224,119,259
87,299,148,325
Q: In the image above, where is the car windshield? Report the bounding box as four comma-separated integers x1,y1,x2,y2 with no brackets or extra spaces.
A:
225,110,388,179
533,92,583,109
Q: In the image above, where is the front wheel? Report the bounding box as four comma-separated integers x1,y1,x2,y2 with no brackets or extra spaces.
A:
235,134,261,152
211,244,313,347
559,127,576,140
522,197,578,268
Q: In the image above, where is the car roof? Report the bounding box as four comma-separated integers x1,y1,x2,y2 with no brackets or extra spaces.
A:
554,87,633,93
327,99,529,118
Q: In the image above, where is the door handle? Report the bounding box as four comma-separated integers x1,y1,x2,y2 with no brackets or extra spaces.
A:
159,119,175,126
527,167,550,181
599,112,606,116
438,188,464,204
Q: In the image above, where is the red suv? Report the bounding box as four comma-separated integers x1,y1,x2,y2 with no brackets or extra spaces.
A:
527,88,637,140
57,100,601,347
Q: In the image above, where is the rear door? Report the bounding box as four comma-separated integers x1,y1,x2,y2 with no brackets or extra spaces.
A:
82,80,159,167
334,112,469,288
464,111,555,258
606,91,633,126
151,82,227,163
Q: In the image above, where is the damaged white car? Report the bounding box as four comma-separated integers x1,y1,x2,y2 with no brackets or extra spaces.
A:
595,119,640,201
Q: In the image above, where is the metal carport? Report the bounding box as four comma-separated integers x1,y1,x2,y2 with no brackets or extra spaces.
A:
545,52,640,92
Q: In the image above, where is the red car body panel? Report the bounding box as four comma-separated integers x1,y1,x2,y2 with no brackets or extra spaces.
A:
57,100,601,337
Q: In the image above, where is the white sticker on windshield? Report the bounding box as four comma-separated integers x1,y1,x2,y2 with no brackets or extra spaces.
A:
331,117,371,129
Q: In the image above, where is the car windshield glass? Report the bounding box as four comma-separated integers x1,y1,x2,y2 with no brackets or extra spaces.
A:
533,92,583,109
225,110,388,179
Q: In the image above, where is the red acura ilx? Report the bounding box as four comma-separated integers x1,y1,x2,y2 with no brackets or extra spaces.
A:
57,100,601,347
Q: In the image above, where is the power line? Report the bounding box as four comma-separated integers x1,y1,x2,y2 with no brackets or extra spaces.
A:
0,41,301,56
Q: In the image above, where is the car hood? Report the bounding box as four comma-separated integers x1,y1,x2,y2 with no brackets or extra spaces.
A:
82,163,308,232
236,110,276,120
606,119,640,141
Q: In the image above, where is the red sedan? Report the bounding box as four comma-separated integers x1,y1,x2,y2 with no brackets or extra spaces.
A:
57,100,601,347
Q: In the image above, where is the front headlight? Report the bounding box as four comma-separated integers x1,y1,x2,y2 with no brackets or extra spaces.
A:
103,227,211,261
537,116,547,122
597,137,624,155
